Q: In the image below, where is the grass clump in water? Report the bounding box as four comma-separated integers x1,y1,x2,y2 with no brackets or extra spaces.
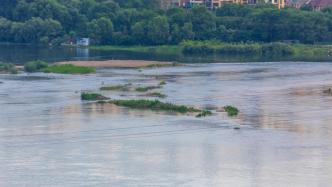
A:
100,83,131,91
24,60,48,73
145,92,167,98
110,99,201,114
43,64,95,74
135,86,160,92
81,92,109,101
159,81,166,86
224,106,239,116
196,110,213,118
0,63,18,74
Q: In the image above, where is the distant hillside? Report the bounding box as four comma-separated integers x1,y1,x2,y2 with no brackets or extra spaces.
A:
1,0,332,45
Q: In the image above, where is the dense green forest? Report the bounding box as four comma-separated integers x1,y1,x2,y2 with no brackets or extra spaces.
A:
1,0,332,45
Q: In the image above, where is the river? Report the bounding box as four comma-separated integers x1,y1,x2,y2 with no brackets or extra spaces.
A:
0,45,332,186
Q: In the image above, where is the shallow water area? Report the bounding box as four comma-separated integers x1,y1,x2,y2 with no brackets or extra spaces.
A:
0,62,332,186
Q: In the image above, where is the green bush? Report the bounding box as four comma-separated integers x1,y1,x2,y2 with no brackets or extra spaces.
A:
224,106,239,116
110,99,201,113
262,43,295,56
215,43,262,55
181,41,296,57
145,92,167,98
24,60,49,72
43,64,96,74
181,41,215,55
100,84,131,91
182,41,263,55
81,92,109,101
159,81,167,86
135,86,161,92
196,110,213,117
0,63,18,74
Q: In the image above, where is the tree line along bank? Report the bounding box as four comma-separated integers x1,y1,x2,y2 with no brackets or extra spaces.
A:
1,0,332,46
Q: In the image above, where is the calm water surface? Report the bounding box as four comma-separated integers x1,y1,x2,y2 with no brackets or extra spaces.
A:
3,43,328,64
0,44,195,64
0,61,332,186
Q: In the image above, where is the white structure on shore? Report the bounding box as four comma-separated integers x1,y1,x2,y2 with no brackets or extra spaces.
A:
76,38,90,46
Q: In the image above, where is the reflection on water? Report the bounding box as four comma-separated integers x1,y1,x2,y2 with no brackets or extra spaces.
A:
2,44,332,65
0,44,181,64
76,48,89,58
0,62,332,186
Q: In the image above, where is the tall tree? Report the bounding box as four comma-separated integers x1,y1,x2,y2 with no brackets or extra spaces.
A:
87,17,114,44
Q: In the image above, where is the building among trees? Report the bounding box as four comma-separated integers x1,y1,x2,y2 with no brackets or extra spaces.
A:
306,0,332,10
170,0,284,8
286,0,332,10
76,38,90,46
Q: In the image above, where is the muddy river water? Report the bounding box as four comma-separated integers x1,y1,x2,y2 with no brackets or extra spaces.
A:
0,62,332,186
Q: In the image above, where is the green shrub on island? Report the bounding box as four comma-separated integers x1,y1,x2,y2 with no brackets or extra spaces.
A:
196,110,213,118
110,99,201,114
86,96,216,117
24,60,49,73
0,63,18,74
145,92,167,98
24,61,95,74
81,92,109,101
135,86,161,92
224,106,239,116
159,81,167,86
43,64,96,74
100,83,132,91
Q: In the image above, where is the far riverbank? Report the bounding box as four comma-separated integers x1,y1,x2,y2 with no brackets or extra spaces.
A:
1,43,332,65
91,41,332,62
